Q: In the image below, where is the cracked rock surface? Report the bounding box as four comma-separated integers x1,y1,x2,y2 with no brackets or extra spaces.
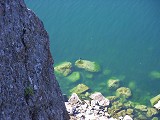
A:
0,0,68,119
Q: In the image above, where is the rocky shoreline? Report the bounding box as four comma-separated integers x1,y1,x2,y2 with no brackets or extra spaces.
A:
65,92,159,120
55,59,160,119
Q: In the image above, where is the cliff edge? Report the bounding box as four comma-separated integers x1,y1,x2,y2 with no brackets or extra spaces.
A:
0,0,68,119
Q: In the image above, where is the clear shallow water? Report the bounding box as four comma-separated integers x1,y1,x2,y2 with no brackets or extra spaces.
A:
25,0,160,105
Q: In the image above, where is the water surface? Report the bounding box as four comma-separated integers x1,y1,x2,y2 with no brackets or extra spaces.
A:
25,0,160,105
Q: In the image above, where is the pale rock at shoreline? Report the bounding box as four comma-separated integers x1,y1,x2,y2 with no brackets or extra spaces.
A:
154,100,160,110
123,115,133,120
68,93,81,104
89,92,110,106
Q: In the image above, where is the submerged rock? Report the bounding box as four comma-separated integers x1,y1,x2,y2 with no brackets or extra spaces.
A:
85,73,93,79
116,87,132,98
75,59,100,72
149,71,160,79
135,104,147,112
70,84,89,94
67,72,80,82
150,94,160,106
54,62,72,76
146,107,158,117
107,79,120,89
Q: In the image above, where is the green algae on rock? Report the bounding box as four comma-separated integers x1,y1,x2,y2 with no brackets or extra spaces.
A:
70,84,89,94
150,94,160,106
116,87,132,98
146,107,158,118
149,71,160,79
135,104,147,112
103,68,111,75
67,72,80,82
107,79,120,89
85,73,93,79
54,62,72,76
75,59,100,72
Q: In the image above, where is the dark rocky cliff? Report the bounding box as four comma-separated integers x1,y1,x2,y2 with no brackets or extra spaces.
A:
0,0,68,119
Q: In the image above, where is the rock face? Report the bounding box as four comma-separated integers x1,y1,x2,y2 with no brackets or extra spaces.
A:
0,0,68,120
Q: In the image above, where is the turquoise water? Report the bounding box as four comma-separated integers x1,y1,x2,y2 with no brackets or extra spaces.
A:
25,0,160,105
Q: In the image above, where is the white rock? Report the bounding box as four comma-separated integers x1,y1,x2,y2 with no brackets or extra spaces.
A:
81,103,87,110
90,92,110,106
65,103,73,114
119,116,123,120
99,98,110,106
154,100,160,110
91,100,97,107
123,115,133,120
68,93,81,104
108,118,117,120
94,105,99,110
90,92,104,101
84,100,90,106
85,114,96,120
98,116,109,120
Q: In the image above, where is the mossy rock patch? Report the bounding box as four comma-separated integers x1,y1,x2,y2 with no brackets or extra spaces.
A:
70,84,89,94
67,72,80,82
150,94,160,106
54,62,72,76
116,87,132,98
149,71,160,79
75,59,100,72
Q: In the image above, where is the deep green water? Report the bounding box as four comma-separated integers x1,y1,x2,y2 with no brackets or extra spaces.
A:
25,0,160,105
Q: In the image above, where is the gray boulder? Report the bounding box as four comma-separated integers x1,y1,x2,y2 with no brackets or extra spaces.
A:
0,0,68,119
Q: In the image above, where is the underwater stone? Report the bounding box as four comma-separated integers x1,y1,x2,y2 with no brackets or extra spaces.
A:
103,68,111,75
67,72,80,82
116,87,132,98
106,96,118,102
146,107,158,117
75,59,100,72
126,109,134,115
107,79,120,89
70,84,89,94
135,104,147,112
54,62,72,76
149,71,160,79
152,117,159,120
85,73,93,79
150,94,160,106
